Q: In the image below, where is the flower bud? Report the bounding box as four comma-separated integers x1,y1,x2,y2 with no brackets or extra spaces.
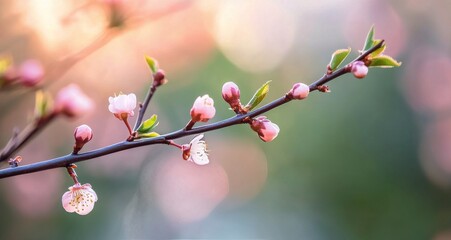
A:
153,69,167,87
18,59,44,87
351,61,368,79
222,82,241,109
73,124,93,153
250,116,280,142
0,57,17,84
55,84,94,118
190,95,216,122
288,82,310,100
108,93,137,120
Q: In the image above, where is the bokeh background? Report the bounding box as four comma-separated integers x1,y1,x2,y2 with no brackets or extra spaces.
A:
1,0,451,239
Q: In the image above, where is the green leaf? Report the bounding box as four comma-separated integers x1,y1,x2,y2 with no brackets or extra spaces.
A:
34,90,53,119
370,40,386,57
369,55,402,68
137,114,159,133
329,48,351,71
145,56,158,74
363,26,375,51
245,81,271,111
138,132,160,138
0,57,12,74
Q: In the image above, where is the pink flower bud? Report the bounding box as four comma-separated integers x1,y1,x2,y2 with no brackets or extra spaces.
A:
73,124,93,153
62,183,97,215
351,61,368,79
108,93,137,120
18,59,44,86
250,116,280,142
222,82,241,109
289,82,310,100
190,95,216,122
55,84,94,117
153,69,167,87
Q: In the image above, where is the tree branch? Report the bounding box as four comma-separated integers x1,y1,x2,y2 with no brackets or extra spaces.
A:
133,81,157,131
0,41,385,179
0,113,58,162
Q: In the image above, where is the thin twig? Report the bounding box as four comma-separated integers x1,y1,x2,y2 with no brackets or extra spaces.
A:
133,82,157,131
0,41,384,179
0,113,58,163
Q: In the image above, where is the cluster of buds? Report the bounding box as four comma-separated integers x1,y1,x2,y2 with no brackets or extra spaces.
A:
34,84,94,120
219,81,311,142
0,58,44,87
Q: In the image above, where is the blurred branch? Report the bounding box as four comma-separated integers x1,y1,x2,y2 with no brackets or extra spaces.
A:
0,1,191,161
0,113,58,163
45,1,191,87
0,41,385,179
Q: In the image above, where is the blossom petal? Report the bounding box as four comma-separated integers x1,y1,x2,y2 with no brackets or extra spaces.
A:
190,134,204,144
191,153,209,165
108,93,137,116
74,189,97,215
62,191,76,213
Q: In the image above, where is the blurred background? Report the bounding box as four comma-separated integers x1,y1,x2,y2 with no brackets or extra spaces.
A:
1,0,451,239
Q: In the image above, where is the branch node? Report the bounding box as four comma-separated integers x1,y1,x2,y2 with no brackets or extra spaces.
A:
8,156,22,168
317,85,331,93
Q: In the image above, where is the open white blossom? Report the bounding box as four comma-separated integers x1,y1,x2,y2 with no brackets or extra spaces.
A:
185,134,209,165
62,183,98,215
108,93,137,120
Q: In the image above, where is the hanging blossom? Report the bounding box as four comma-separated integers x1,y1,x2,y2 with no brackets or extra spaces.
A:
108,93,137,120
182,134,209,165
250,116,280,142
62,183,98,215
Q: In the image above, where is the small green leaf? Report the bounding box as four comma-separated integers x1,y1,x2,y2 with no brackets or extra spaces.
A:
137,114,159,133
329,48,351,71
34,90,53,119
245,81,271,111
370,40,386,57
138,132,160,138
0,57,12,74
369,55,402,68
363,26,375,51
145,56,159,74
